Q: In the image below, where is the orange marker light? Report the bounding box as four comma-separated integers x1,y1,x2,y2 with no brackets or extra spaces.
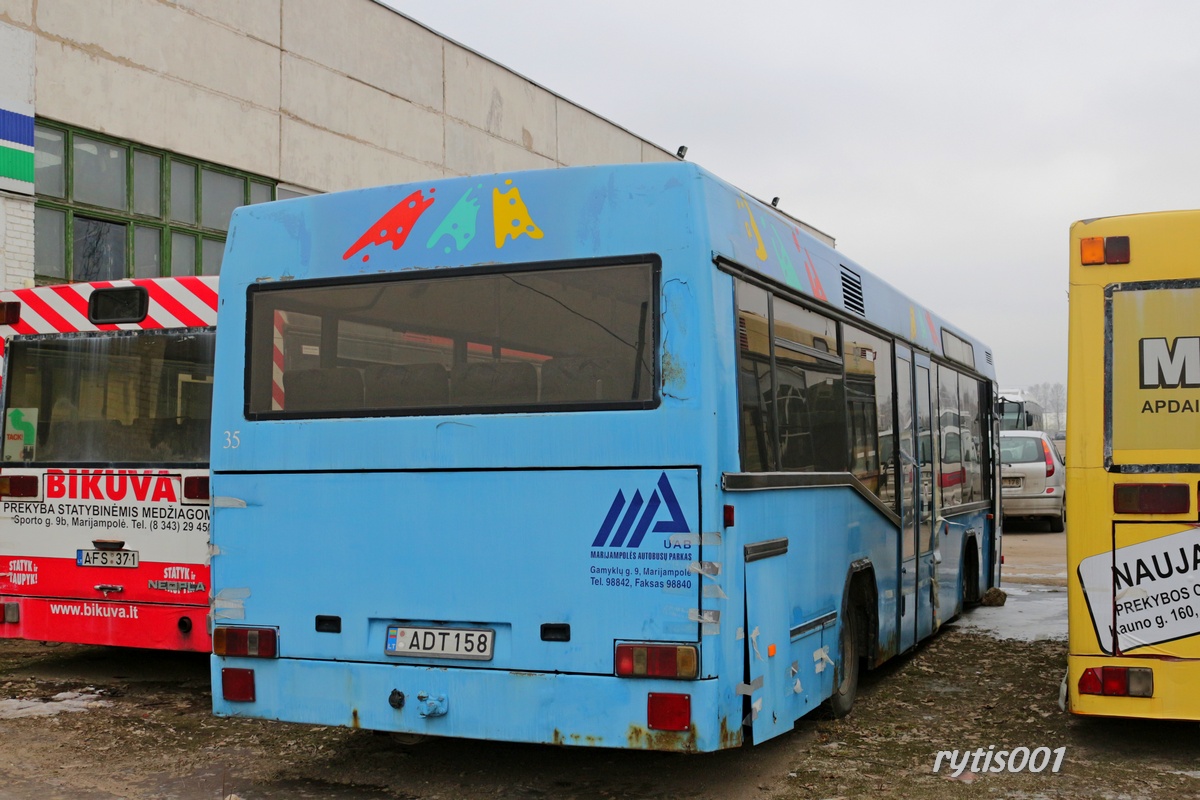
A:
1081,237,1106,265
767,643,776,657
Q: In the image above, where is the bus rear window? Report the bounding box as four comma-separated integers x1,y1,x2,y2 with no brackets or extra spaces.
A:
246,261,658,418
2,329,215,465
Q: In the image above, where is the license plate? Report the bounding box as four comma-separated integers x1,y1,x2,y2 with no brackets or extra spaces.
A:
76,549,139,568
385,625,494,660
1002,477,1021,489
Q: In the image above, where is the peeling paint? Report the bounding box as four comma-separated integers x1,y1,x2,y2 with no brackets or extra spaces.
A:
626,723,698,752
719,715,743,749
551,729,603,747
661,349,686,393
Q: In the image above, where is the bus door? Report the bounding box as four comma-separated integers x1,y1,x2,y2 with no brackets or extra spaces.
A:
896,347,917,652
914,355,936,642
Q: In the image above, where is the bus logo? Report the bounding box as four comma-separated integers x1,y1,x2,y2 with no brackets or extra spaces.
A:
591,473,691,548
1140,336,1200,389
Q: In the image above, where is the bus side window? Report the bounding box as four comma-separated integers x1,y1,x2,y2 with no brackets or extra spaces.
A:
283,367,364,412
540,357,619,402
363,363,449,409
451,362,537,406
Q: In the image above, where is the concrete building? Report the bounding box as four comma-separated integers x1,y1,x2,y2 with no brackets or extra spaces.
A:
0,0,677,290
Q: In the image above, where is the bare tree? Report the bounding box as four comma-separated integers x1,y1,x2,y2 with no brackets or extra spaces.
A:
1046,382,1066,431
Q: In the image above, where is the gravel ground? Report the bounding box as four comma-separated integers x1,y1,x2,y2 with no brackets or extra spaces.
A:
1,613,1198,798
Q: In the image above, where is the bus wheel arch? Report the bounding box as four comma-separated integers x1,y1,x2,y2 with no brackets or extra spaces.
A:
826,563,877,718
961,535,981,607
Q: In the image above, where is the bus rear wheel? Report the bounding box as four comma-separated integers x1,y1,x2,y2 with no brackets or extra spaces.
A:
826,605,860,718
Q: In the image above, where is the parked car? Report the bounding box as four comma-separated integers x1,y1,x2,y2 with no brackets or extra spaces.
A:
999,430,1065,531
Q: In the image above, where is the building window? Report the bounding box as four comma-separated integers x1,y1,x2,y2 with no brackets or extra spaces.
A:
33,122,276,283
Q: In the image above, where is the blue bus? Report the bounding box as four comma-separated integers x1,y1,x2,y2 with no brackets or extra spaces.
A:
208,163,1000,752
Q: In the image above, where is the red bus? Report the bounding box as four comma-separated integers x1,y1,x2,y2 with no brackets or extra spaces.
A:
0,278,216,651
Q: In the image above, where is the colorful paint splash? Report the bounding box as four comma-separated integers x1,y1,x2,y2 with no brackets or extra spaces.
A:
792,233,828,301
343,189,437,262
493,180,543,248
426,186,482,254
736,197,768,261
768,225,804,290
923,309,939,346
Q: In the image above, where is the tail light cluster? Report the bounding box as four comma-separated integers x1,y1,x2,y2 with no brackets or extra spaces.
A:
616,643,699,733
213,626,278,658
1113,483,1190,515
215,627,278,704
1078,666,1153,698
1080,235,1130,265
615,643,698,679
182,476,209,501
1041,439,1055,478
0,475,38,498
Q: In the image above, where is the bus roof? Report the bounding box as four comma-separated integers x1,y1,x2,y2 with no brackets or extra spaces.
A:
224,163,994,378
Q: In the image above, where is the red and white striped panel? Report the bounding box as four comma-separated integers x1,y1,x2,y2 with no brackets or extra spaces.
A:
272,309,287,410
0,277,218,336
0,277,218,389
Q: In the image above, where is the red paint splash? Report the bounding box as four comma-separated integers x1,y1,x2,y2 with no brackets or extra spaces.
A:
343,189,436,262
924,310,939,344
792,231,829,301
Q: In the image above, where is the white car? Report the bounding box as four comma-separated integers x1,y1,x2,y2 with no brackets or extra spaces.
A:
999,430,1066,531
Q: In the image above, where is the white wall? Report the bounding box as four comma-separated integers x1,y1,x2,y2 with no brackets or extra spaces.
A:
0,17,36,288
13,0,674,192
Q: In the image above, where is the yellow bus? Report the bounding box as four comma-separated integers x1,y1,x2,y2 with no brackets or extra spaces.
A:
1066,210,1200,720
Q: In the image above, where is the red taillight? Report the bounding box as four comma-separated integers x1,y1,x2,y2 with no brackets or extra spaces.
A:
0,301,21,326
1078,666,1153,697
213,627,278,658
1042,439,1055,478
0,475,38,498
1105,236,1131,264
723,504,735,528
647,693,691,731
1113,483,1190,515
1101,666,1128,696
615,643,698,679
1078,667,1103,695
183,475,209,500
221,668,256,702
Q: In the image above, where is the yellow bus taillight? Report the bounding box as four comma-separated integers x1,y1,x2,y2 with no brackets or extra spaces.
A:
1113,483,1190,515
1078,666,1153,697
1081,235,1130,265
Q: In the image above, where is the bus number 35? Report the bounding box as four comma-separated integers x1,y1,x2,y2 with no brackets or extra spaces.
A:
223,430,241,449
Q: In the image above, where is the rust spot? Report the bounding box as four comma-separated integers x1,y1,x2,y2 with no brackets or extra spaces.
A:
351,708,360,729
876,628,900,666
661,350,686,392
627,723,699,753
719,715,743,750
551,729,603,747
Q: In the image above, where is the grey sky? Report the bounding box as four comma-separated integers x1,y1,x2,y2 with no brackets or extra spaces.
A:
387,1,1200,389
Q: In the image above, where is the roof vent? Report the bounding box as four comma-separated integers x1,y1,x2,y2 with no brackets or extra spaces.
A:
840,266,865,316
985,350,994,366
